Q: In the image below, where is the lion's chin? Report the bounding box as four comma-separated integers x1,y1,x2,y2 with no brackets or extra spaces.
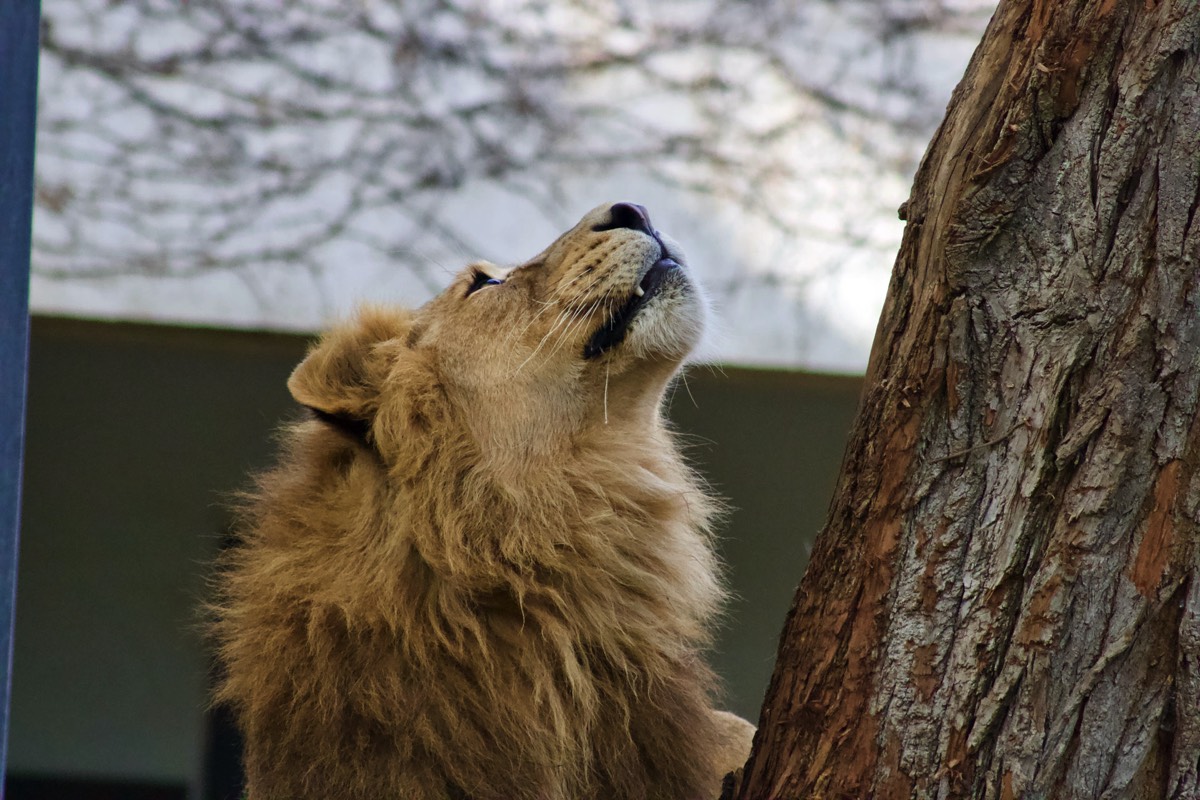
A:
583,258,688,359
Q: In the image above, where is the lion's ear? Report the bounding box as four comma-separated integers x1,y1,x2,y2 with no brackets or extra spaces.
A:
287,307,415,435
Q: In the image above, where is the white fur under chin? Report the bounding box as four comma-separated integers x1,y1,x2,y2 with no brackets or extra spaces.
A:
627,276,709,363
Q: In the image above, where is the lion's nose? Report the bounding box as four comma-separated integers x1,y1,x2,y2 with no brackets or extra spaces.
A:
604,202,653,234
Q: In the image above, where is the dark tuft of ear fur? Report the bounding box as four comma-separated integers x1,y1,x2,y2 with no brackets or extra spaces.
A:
305,406,374,443
287,307,415,434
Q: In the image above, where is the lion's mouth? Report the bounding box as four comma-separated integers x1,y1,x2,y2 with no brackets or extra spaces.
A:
582,257,680,359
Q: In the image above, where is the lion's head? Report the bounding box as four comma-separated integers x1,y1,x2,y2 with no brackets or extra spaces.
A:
287,202,706,474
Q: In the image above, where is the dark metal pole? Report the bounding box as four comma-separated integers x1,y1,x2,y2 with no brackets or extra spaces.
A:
0,0,41,782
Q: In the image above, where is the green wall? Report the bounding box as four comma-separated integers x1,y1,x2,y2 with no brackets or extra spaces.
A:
12,320,302,790
11,317,860,790
667,369,861,720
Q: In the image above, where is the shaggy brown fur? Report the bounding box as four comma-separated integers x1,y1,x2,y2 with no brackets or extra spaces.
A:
212,203,755,799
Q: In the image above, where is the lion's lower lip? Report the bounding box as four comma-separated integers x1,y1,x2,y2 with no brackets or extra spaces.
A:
582,258,680,359
638,257,678,299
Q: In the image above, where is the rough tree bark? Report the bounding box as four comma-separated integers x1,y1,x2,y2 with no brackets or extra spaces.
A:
734,1,1200,798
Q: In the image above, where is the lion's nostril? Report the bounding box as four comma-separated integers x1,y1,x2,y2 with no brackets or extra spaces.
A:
595,202,652,234
610,202,650,231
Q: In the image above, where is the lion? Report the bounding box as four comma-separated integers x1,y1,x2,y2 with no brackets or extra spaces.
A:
212,202,756,799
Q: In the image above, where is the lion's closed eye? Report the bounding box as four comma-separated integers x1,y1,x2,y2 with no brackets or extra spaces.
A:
465,270,504,297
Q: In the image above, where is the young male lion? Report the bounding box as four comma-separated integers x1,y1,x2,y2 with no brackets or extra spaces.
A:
213,202,755,799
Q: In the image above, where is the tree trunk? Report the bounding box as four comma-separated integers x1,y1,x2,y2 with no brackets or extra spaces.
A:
735,2,1200,798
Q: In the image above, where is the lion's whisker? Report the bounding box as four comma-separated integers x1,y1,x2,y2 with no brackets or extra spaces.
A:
509,289,568,343
549,301,599,361
513,306,574,374
603,361,610,426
